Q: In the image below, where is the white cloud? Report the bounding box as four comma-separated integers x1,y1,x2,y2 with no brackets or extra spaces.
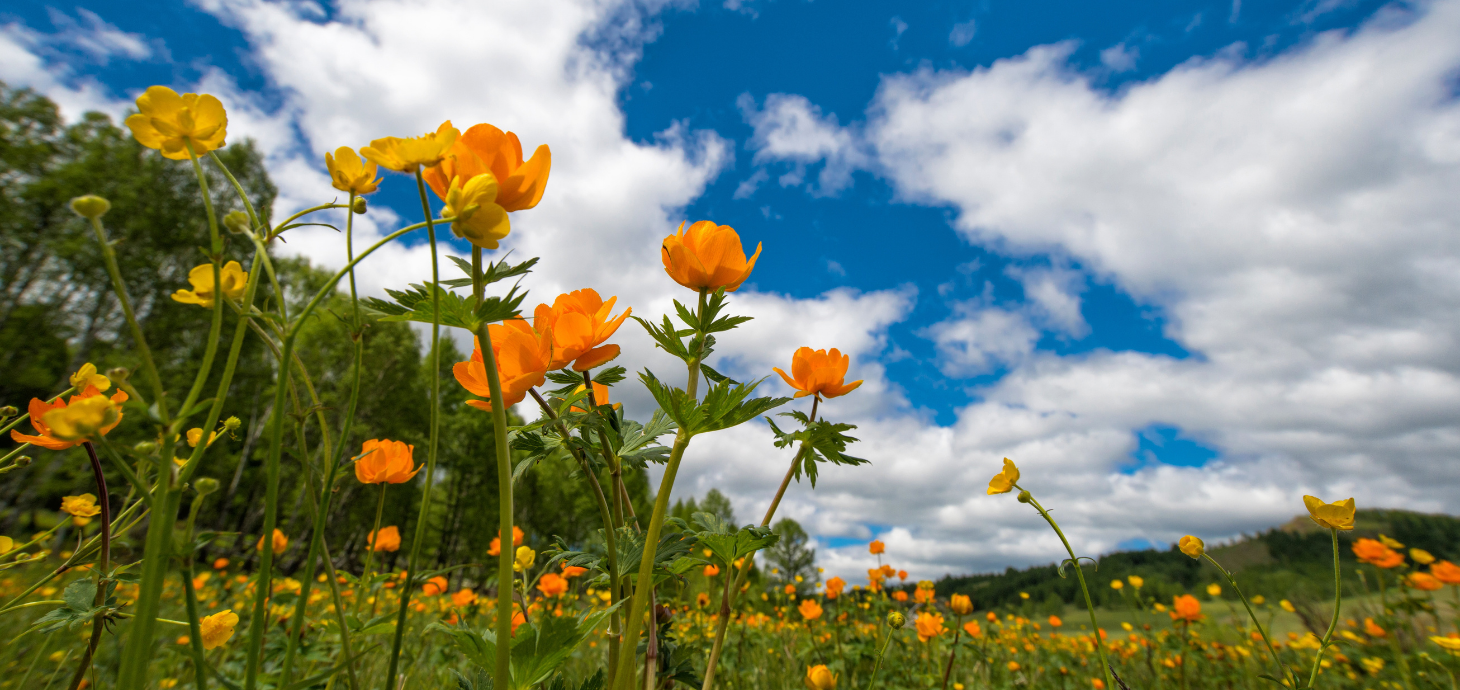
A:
1099,42,1139,72
949,20,977,48
1009,263,1088,336
0,19,138,121
738,92,867,195
47,9,158,63
923,305,1040,376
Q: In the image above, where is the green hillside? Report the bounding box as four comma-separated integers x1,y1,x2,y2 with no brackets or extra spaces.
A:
930,508,1460,613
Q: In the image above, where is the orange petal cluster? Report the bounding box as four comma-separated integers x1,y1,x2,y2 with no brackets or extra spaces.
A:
453,320,552,412
424,123,551,213
1170,594,1202,623
11,386,129,450
1353,538,1405,568
534,289,631,371
355,439,420,484
661,220,761,292
773,347,863,399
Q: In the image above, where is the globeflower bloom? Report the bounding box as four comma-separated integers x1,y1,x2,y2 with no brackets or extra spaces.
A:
1127,576,1144,589
773,347,863,399
703,564,720,577
915,611,946,642
62,494,101,526
514,545,536,572
798,598,824,621
355,439,420,484
1048,615,1063,627
986,458,1020,495
1302,495,1356,530
868,540,885,555
172,261,248,308
452,588,477,607
805,664,837,690
453,320,552,412
660,220,762,292
369,526,401,552
535,289,631,371
964,620,982,637
1179,535,1205,559
125,86,227,160
361,121,459,173
256,529,288,554
200,610,239,650
488,526,525,557
537,573,569,597
13,386,128,449
1408,572,1443,591
325,146,381,195
437,173,510,249
1411,548,1436,565
1353,538,1404,568
424,122,551,212
825,576,845,599
1171,595,1201,623
422,576,449,596
69,363,110,392
950,593,973,615
1432,560,1460,585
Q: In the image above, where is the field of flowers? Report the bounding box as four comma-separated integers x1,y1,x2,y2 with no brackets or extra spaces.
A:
3,84,1460,690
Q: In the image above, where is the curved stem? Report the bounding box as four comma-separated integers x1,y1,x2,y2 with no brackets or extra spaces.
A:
383,171,445,688
85,216,167,421
867,626,898,690
65,442,110,690
1202,553,1291,686
1306,528,1343,688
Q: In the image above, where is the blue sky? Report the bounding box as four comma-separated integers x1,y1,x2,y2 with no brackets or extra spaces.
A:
4,0,1458,580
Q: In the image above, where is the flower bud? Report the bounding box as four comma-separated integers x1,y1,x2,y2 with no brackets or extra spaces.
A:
654,603,674,625
223,416,242,433
0,405,17,420
223,210,251,234
134,441,159,455
69,195,111,219
194,477,220,495
1179,535,1205,559
887,610,906,629
15,456,32,467
1016,490,1032,504
352,197,368,214
107,367,130,383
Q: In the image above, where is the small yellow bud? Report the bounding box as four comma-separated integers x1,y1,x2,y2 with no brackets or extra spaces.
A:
887,610,906,629
1016,490,1032,504
222,210,250,234
352,197,368,214
1179,535,1205,559
69,195,111,219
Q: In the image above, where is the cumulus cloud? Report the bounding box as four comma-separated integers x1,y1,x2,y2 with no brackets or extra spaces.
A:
738,92,868,195
0,13,146,120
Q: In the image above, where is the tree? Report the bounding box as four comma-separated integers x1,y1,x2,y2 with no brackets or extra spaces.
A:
765,517,818,594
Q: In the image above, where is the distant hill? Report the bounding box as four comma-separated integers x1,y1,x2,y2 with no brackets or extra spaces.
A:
930,509,1460,613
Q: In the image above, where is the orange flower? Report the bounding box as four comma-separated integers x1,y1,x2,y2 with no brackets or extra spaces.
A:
423,122,551,213
569,382,621,414
950,594,974,616
537,573,569,598
1048,615,1063,627
825,576,846,599
561,565,587,578
256,529,288,554
963,620,982,637
915,611,946,642
212,558,229,570
798,598,824,621
696,592,711,608
534,289,631,371
510,608,526,635
1364,618,1386,637
1353,538,1405,568
660,220,762,292
1431,561,1460,585
1408,572,1444,591
913,587,933,604
355,439,419,484
881,565,897,578
422,576,449,596
451,588,477,607
892,591,909,602
805,664,837,690
897,570,908,581
369,526,401,552
453,320,552,412
773,347,863,399
703,564,721,577
868,540,885,555
1170,595,1201,623
11,386,129,450
488,526,526,556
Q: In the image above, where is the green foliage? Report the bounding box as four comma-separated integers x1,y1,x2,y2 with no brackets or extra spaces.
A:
764,518,818,595
638,370,789,437
765,410,867,488
429,606,615,690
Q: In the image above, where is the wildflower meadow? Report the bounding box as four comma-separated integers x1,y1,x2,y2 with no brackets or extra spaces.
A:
4,83,1460,690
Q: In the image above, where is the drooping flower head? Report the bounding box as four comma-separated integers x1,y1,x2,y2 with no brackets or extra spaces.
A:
438,174,511,249
172,261,248,308
773,347,863,399
535,289,631,371
798,598,823,621
1302,495,1356,531
805,664,837,690
915,611,946,642
986,458,1020,495
325,147,381,195
1179,535,1205,559
453,320,553,411
362,121,460,174
661,220,762,292
355,439,420,484
200,610,239,650
1170,594,1202,623
424,122,551,212
125,86,228,160
537,572,569,597
15,386,130,449
369,525,401,552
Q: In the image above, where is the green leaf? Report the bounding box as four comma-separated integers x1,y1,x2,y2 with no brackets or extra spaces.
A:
62,579,96,611
592,366,627,386
634,315,690,361
358,623,395,635
699,363,739,386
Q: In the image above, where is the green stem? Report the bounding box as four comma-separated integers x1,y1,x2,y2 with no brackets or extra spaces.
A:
358,482,388,615
177,146,226,424
84,215,167,421
1305,528,1342,688
383,171,445,689
1017,485,1115,690
480,321,514,687
180,492,211,690
867,626,898,690
1202,553,1292,686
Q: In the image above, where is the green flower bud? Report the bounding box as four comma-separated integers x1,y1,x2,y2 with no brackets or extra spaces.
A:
134,441,159,455
194,477,220,495
15,456,31,467
223,210,251,234
1017,490,1032,504
223,416,242,432
0,405,17,420
106,367,130,383
69,195,111,219
352,197,368,214
887,610,906,629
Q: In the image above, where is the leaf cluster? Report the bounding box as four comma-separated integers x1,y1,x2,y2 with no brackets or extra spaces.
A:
764,410,867,488
429,606,615,690
360,256,537,330
633,288,749,368
640,370,789,438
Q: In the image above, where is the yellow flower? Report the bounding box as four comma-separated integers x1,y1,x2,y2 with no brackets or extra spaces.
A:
187,428,219,448
1178,535,1204,559
1110,579,1124,590
172,261,248,308
361,121,460,174
1430,636,1460,652
514,545,536,572
424,122,552,212
986,458,1020,495
42,395,121,442
0,535,13,554
61,494,101,518
1279,599,1295,613
325,147,381,194
1410,548,1435,565
440,173,510,249
69,363,110,392
1302,495,1356,531
256,529,288,554
1359,657,1385,674
200,609,239,650
125,86,228,160
1379,534,1404,549
1251,595,1265,605
1206,583,1221,597
805,664,837,690
1127,575,1144,589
